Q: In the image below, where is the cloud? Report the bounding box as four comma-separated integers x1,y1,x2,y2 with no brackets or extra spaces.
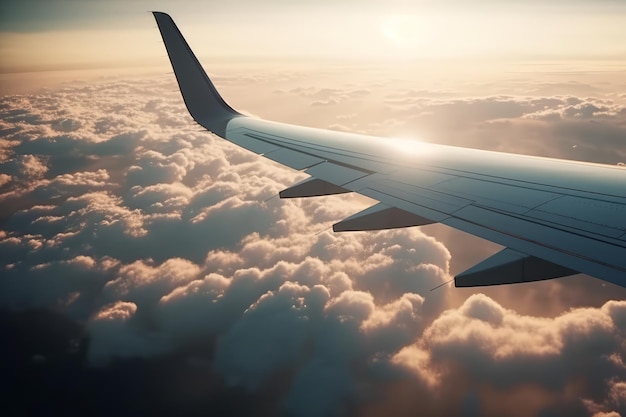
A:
103,258,201,307
282,87,370,107
87,300,169,365
389,295,626,417
1,67,625,417
375,94,626,164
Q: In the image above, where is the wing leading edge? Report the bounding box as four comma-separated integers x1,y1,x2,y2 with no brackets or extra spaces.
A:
152,12,626,288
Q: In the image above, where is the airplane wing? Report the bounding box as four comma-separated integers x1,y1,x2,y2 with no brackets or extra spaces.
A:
152,12,626,288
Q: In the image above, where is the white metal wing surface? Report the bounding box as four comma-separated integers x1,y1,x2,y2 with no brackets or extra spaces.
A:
153,12,626,288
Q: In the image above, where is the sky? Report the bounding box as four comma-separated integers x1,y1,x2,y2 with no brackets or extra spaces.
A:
1,1,626,417
2,0,626,73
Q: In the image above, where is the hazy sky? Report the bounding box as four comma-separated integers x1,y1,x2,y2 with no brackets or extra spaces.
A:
2,0,626,72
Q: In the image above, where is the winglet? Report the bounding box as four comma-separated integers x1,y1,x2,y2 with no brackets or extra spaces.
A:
152,12,241,137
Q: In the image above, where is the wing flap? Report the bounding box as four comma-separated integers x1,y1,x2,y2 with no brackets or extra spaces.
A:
374,178,472,214
305,162,370,185
264,148,325,170
358,188,450,223
527,196,626,238
431,177,561,214
452,205,626,263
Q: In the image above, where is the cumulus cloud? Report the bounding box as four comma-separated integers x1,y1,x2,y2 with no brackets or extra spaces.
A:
388,295,626,417
278,86,370,107
1,66,625,417
376,94,626,164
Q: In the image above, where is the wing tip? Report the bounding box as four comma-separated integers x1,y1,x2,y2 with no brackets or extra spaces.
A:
152,10,241,137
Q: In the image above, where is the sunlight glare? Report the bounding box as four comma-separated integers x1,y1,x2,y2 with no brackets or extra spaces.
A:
378,14,461,58
386,135,428,156
380,14,438,50
381,15,414,46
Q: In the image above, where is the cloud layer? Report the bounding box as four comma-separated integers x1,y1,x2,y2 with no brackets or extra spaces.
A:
1,67,625,416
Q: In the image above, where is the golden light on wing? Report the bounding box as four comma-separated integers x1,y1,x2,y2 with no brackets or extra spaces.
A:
385,136,431,157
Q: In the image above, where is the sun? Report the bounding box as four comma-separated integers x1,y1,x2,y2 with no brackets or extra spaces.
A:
379,14,447,58
381,15,415,46
378,13,474,59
